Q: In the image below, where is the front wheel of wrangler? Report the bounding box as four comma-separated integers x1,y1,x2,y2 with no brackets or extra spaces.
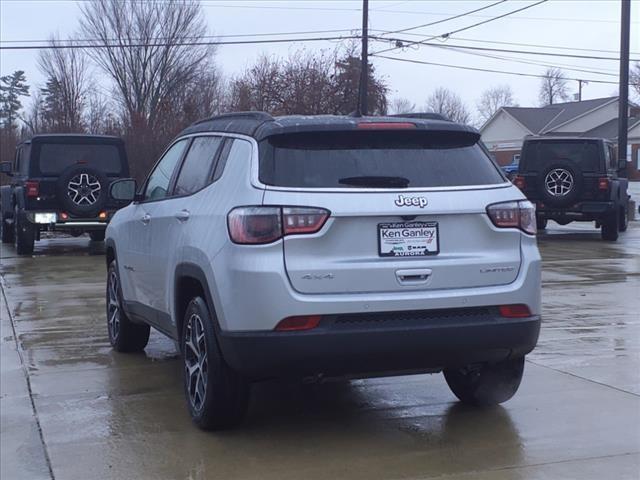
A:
444,356,525,406
182,296,249,430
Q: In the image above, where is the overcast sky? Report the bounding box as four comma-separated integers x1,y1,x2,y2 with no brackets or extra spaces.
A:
1,0,639,123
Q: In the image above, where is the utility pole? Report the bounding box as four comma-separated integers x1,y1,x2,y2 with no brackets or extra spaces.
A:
577,79,588,101
357,0,369,116
618,0,630,176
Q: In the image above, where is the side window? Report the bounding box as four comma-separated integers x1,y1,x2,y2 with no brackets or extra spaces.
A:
608,145,617,170
144,139,188,201
14,148,22,173
213,138,252,181
174,136,223,196
604,144,612,170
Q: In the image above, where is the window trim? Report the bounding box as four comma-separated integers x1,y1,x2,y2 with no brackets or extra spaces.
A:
139,138,192,204
137,133,256,204
170,135,226,198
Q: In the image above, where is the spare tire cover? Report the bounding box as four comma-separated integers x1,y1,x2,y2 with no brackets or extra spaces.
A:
56,165,109,217
536,160,583,207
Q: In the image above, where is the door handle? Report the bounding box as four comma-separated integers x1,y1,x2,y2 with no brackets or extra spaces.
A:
395,268,432,285
175,209,190,222
141,213,151,225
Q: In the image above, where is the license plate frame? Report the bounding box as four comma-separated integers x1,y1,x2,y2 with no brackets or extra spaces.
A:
378,221,439,257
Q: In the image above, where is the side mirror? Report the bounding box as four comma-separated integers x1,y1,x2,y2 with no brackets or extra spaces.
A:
109,178,138,202
618,159,627,170
0,162,13,175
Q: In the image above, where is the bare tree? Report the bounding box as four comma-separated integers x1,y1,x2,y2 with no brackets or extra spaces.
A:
228,55,283,113
630,62,640,101
227,47,388,116
425,87,471,124
79,0,213,129
477,85,516,124
390,97,416,115
38,37,89,132
539,67,569,105
79,0,215,178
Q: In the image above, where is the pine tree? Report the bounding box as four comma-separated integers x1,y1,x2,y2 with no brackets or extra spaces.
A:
0,71,30,130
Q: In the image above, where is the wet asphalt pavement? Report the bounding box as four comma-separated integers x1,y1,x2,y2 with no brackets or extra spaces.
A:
1,189,639,480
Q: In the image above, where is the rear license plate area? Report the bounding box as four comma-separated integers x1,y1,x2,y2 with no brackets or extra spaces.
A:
378,222,439,257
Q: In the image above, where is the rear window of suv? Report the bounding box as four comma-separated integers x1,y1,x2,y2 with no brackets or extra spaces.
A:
259,130,504,188
37,143,123,175
521,140,601,172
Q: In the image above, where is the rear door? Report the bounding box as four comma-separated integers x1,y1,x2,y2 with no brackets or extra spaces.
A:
260,129,521,294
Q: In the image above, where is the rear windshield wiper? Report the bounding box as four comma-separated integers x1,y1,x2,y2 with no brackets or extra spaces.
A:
338,176,410,188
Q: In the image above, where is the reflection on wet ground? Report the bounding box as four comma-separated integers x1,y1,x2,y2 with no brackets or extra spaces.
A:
1,216,639,479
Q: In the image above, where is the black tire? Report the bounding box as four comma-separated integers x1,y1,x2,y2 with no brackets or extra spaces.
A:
1,212,14,244
619,204,628,232
14,207,35,255
537,161,583,207
536,218,547,230
106,260,150,352
89,230,106,242
182,296,249,430
601,210,619,241
444,356,525,406
57,165,109,217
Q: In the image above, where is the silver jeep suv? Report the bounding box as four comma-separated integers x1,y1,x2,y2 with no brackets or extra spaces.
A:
105,112,541,430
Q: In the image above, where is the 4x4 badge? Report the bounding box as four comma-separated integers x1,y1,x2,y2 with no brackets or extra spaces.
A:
395,195,427,208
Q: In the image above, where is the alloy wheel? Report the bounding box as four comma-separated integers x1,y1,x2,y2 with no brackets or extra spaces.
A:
544,168,574,196
68,173,101,206
184,313,208,412
107,270,121,340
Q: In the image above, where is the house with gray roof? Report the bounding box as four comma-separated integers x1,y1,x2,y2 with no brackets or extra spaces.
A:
480,96,640,180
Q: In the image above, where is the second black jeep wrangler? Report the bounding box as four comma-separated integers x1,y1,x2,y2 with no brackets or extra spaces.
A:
1,134,130,254
514,136,629,241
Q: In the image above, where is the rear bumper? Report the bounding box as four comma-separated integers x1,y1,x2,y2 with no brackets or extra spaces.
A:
22,210,112,230
217,309,541,379
537,201,615,220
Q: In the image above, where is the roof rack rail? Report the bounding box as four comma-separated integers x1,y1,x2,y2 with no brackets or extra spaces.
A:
193,111,274,125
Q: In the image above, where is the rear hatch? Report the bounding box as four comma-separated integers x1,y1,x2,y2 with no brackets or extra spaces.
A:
28,138,128,211
260,128,522,294
519,139,604,201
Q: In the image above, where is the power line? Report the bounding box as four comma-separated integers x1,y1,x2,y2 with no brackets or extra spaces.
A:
0,28,359,44
421,35,640,57
372,0,549,56
372,54,621,85
2,0,635,25
0,35,361,51
370,36,640,62
382,0,507,35
423,43,618,77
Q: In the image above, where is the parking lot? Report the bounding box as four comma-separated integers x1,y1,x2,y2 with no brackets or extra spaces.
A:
1,192,639,480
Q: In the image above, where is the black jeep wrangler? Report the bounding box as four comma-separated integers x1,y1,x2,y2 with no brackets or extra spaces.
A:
514,136,629,241
1,134,130,254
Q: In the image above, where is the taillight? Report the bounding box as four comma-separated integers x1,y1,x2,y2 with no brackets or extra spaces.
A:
513,175,526,190
60,212,69,221
499,304,531,318
487,200,536,235
274,315,322,331
598,177,610,191
282,207,329,235
25,181,39,197
228,206,330,244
